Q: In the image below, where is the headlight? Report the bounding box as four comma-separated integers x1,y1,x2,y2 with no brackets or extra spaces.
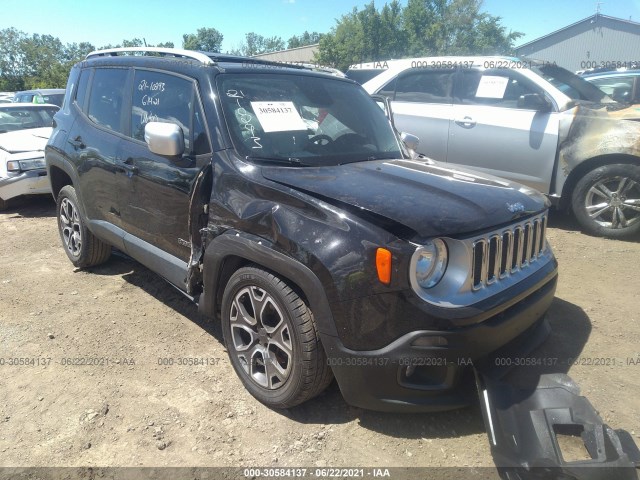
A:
6,157,46,172
414,239,448,289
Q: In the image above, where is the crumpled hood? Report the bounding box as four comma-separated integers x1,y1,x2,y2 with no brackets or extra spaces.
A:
262,158,549,239
0,127,52,154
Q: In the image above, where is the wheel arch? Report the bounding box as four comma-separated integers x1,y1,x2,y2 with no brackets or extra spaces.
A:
559,154,640,210
49,165,74,200
199,232,339,338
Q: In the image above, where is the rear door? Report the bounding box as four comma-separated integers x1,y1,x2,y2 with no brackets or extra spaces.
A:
383,68,455,162
446,68,559,193
65,67,131,245
118,68,212,263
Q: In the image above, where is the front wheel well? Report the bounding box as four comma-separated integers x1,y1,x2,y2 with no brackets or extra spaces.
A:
49,165,73,200
212,255,312,320
559,154,640,210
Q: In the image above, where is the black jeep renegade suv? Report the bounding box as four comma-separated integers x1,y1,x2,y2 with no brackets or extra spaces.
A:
45,48,558,412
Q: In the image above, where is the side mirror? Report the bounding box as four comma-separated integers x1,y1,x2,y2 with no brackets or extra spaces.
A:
518,93,552,112
400,132,420,153
144,122,184,156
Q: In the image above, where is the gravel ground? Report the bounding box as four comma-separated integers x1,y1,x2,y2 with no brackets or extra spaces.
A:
1,196,639,479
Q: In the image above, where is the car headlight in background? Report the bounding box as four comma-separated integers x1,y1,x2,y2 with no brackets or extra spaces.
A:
413,239,448,289
6,157,46,172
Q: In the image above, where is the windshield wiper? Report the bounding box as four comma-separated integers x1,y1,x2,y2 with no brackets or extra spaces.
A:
340,154,399,165
246,156,314,167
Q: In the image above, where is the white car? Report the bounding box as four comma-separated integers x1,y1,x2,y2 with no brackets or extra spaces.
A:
0,103,59,210
363,56,640,239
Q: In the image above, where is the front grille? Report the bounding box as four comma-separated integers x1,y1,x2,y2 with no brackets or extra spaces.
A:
471,214,547,290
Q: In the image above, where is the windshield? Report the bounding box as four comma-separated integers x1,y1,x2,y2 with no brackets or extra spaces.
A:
531,63,614,104
0,106,57,133
218,73,403,166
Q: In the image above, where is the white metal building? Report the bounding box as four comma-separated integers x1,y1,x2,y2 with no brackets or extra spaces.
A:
515,14,640,72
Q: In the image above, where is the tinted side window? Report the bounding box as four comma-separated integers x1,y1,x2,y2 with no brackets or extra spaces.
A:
394,70,454,103
457,69,541,109
131,70,194,152
75,69,91,111
87,68,128,133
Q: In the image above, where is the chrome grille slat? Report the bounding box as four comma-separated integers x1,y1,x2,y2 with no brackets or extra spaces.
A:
514,226,523,270
471,213,548,290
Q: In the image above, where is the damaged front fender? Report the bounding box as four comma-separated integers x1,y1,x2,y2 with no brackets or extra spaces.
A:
556,105,640,197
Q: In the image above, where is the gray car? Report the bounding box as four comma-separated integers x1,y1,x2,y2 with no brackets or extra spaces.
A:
364,56,640,239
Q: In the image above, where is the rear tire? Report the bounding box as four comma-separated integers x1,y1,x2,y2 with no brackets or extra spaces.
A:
571,164,640,239
56,185,111,267
0,197,7,211
221,266,333,409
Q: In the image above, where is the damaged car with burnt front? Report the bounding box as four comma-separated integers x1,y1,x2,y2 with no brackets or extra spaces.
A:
45,48,560,413
364,57,640,239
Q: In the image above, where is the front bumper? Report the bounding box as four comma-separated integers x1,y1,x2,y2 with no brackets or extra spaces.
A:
320,265,558,412
0,169,49,201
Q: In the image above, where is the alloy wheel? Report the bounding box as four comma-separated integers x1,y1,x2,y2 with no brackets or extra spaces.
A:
585,176,640,229
59,197,83,257
229,286,293,390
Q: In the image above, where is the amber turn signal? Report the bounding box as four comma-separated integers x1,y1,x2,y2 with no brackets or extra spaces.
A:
376,248,392,285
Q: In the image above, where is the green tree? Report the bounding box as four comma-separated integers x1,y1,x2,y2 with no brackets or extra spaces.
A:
231,33,285,56
182,27,224,52
0,30,176,91
20,34,65,88
287,31,323,49
0,28,27,90
316,0,523,71
315,1,410,71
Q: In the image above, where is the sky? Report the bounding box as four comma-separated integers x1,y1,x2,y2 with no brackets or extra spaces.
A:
1,0,640,52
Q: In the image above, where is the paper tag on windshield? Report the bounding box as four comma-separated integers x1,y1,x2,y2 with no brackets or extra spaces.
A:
475,75,509,99
251,101,307,132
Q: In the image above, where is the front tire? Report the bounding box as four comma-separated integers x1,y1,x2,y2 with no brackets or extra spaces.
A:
56,185,111,267
221,266,333,408
571,164,640,239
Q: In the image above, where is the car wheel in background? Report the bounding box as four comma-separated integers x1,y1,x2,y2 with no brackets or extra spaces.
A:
572,164,640,239
56,185,111,267
221,266,333,408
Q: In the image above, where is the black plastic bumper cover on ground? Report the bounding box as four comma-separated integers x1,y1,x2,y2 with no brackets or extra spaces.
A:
476,372,640,480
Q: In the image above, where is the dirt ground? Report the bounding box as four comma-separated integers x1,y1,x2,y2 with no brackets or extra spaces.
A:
1,196,639,477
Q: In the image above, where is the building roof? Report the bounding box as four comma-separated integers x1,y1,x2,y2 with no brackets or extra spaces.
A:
252,43,320,59
516,14,640,49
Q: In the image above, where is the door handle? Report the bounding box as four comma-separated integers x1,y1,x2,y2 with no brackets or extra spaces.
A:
454,116,477,128
116,157,138,175
68,135,85,149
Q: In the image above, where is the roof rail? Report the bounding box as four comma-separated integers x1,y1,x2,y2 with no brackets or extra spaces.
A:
86,47,214,65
